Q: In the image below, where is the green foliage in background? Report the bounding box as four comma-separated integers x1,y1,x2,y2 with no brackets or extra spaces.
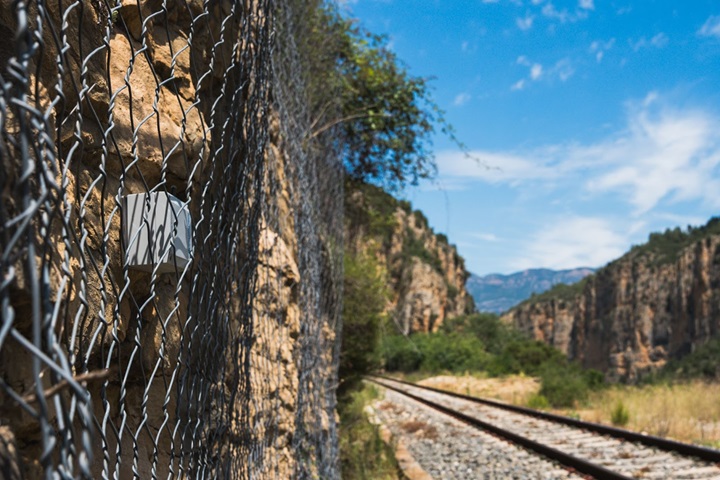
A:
339,384,400,480
441,313,519,355
647,337,720,383
521,278,589,306
344,180,399,248
382,332,490,373
339,250,389,399
382,313,606,408
400,228,443,273
628,217,720,266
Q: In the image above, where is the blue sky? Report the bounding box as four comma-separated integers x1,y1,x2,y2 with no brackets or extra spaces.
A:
342,0,720,275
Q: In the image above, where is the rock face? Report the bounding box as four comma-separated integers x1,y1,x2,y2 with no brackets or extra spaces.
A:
467,268,595,314
503,221,720,382
0,1,341,478
346,183,473,334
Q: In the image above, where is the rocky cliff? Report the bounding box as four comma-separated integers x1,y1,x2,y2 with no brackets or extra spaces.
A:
345,182,473,334
502,219,720,382
0,1,341,478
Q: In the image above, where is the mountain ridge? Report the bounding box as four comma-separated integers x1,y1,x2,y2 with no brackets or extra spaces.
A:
467,267,595,314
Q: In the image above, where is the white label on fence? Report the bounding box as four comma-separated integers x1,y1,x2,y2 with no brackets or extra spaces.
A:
123,192,192,274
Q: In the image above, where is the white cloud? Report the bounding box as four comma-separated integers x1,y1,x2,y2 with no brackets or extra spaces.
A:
511,217,627,270
539,1,592,23
542,3,570,22
436,151,558,183
515,56,572,87
470,232,500,242
590,38,615,63
516,14,535,31
699,15,720,38
530,63,543,80
549,58,574,82
632,33,669,51
586,106,720,213
453,92,472,106
616,6,632,15
435,94,720,215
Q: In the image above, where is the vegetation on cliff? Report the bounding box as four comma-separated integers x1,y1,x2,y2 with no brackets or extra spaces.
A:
626,217,720,265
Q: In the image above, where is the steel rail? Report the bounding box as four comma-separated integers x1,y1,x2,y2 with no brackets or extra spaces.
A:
371,374,720,464
369,377,631,480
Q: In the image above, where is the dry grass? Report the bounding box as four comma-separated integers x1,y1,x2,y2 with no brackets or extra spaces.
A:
415,375,720,447
577,381,720,446
416,373,540,405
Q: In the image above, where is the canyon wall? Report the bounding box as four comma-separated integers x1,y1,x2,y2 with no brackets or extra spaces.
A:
503,222,720,382
346,183,473,334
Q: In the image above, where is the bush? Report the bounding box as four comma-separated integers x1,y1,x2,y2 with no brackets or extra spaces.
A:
441,313,519,355
656,338,720,381
382,335,424,372
611,400,630,426
526,394,550,410
489,340,566,376
539,363,591,408
418,333,489,372
381,312,608,408
382,332,489,374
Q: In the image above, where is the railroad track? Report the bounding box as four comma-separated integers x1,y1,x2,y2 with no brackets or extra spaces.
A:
368,375,720,480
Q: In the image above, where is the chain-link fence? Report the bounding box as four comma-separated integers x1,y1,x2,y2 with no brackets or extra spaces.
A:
0,0,343,478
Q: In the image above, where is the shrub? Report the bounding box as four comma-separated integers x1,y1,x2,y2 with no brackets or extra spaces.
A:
382,335,423,373
381,332,489,373
583,369,606,390
526,394,550,410
539,363,591,408
489,340,566,376
611,400,630,426
418,333,489,372
658,338,720,381
441,313,519,355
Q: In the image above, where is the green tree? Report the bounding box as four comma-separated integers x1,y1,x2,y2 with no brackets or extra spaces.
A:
339,250,388,398
292,1,447,189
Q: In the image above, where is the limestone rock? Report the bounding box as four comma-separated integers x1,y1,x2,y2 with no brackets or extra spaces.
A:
503,233,720,382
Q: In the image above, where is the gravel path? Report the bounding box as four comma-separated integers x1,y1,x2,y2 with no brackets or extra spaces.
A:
371,387,584,479
376,378,720,480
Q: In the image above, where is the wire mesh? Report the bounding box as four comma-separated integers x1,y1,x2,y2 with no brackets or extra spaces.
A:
0,0,343,478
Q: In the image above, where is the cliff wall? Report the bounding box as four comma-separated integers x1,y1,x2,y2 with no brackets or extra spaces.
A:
502,221,720,382
0,1,341,478
345,183,473,334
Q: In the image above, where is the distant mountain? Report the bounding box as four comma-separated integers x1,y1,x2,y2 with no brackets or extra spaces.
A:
467,268,595,314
